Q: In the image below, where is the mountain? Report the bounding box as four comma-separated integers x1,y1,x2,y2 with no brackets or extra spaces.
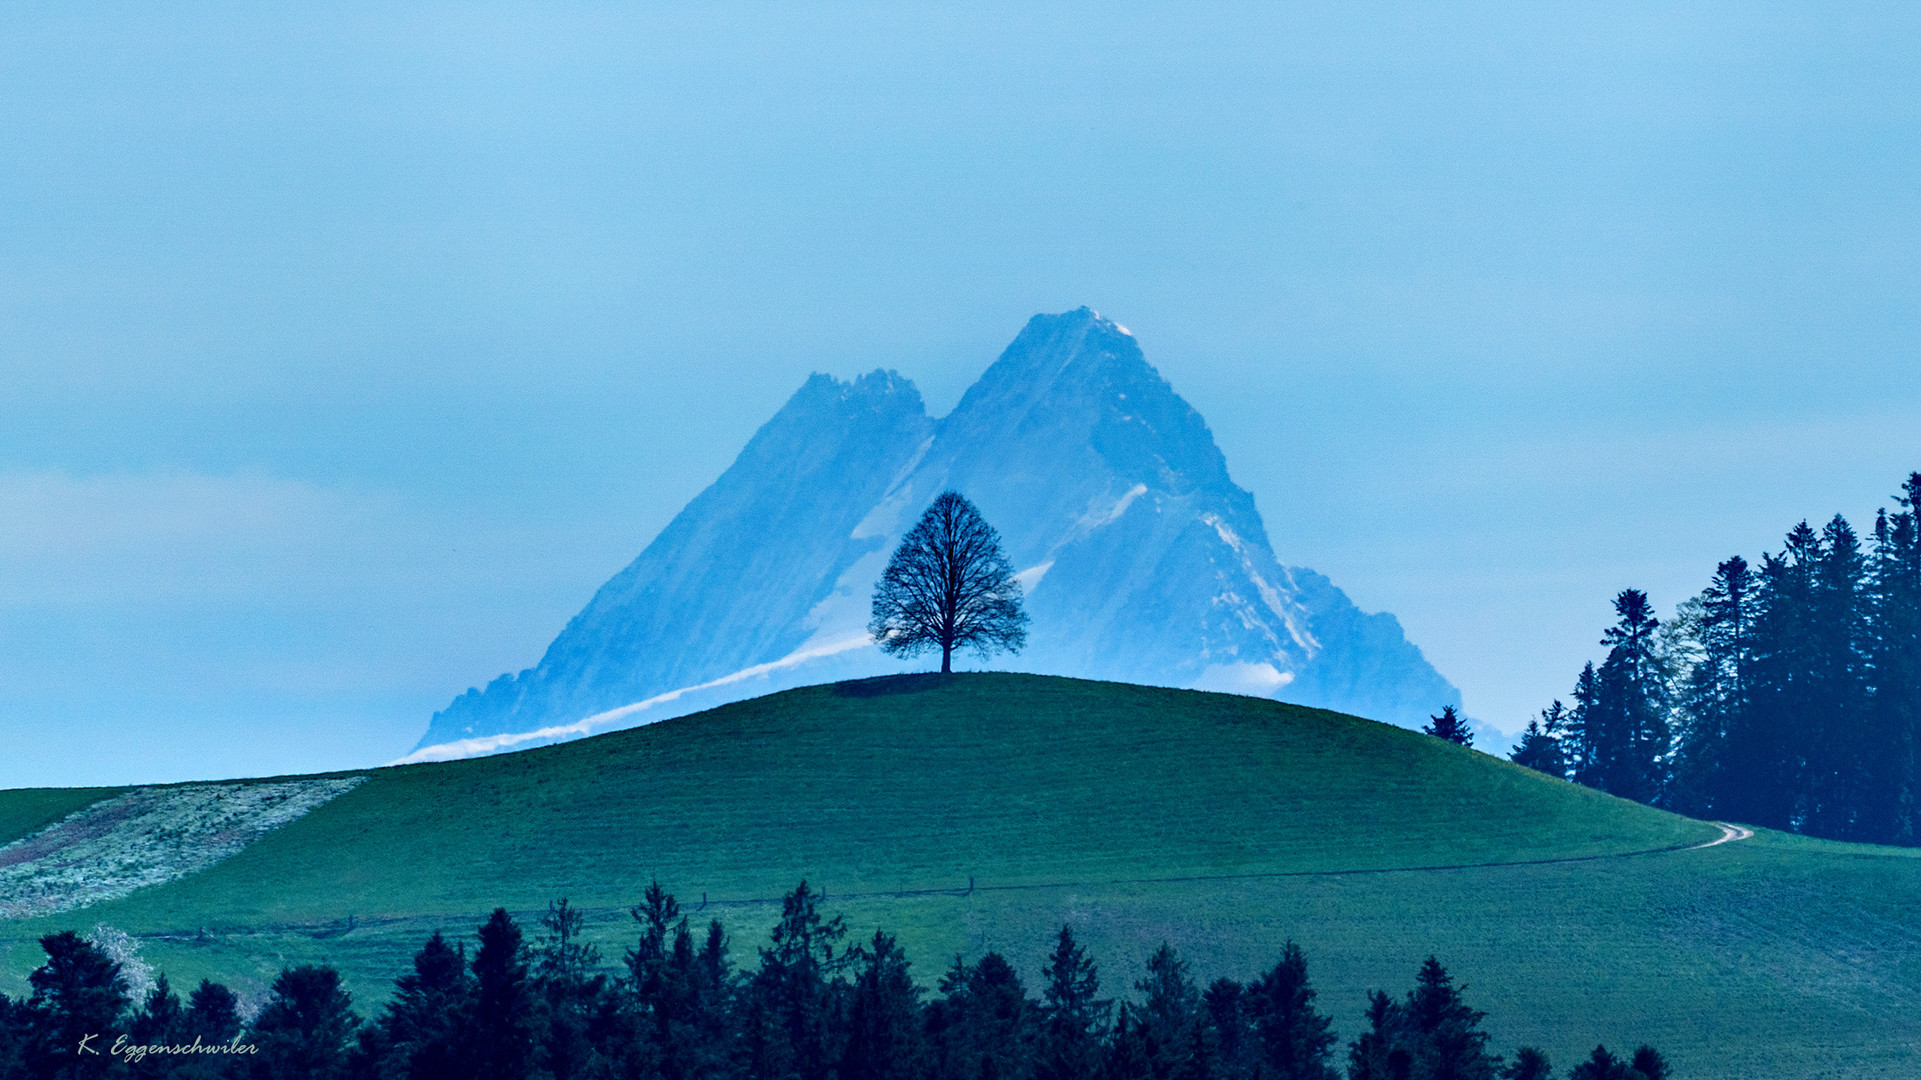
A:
412,309,1458,758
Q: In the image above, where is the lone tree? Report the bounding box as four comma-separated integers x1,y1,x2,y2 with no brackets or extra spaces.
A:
1424,705,1475,746
870,491,1027,674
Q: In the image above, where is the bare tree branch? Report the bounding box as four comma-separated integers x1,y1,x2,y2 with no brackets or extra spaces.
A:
869,492,1027,673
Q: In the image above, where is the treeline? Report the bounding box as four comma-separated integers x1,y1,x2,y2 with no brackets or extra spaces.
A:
0,882,1668,1080
1510,472,1921,845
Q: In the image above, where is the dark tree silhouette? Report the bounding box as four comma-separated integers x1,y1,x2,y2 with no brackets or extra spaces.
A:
470,908,538,1080
840,932,925,1080
1036,925,1107,1080
1538,469,1921,843
0,992,22,1080
1403,956,1497,1080
129,973,185,1052
1628,1045,1670,1080
1345,990,1405,1080
185,978,243,1046
1503,1046,1553,1080
247,965,359,1080
361,930,473,1080
870,491,1027,673
927,952,1031,1080
1669,555,1754,816
1568,1045,1625,1080
1424,705,1474,746
1135,942,1201,1078
528,898,611,1080
1243,942,1336,1080
1509,703,1567,778
21,931,129,1080
1203,977,1250,1076
749,881,851,1080
1574,589,1669,803
8,896,1680,1080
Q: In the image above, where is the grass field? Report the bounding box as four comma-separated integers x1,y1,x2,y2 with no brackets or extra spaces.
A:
2,674,1916,1076
0,786,125,847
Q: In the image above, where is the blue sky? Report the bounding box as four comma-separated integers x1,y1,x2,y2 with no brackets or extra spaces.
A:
3,2,1917,787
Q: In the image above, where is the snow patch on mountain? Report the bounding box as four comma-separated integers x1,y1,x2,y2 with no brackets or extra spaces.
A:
1194,662,1294,696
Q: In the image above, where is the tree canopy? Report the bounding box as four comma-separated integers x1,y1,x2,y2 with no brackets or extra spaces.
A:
1519,469,1921,846
869,492,1027,673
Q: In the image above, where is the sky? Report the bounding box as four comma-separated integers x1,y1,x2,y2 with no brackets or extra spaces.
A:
2,2,1918,788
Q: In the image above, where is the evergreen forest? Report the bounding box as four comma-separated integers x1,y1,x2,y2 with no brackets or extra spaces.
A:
0,882,1667,1080
1510,471,1921,845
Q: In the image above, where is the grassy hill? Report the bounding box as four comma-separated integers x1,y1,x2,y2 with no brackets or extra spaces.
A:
3,674,1917,1077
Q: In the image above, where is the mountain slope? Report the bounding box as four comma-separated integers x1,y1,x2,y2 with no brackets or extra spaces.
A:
418,310,1455,756
428,370,934,747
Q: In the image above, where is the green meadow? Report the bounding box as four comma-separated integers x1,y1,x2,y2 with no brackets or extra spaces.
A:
2,674,1916,1077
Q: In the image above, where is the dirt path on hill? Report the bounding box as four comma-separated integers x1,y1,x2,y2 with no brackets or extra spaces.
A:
1690,822,1756,849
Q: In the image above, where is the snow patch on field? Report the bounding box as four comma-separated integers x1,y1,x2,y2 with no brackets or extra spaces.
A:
0,777,365,919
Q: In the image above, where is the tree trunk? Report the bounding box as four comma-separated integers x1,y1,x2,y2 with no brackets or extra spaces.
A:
941,645,952,673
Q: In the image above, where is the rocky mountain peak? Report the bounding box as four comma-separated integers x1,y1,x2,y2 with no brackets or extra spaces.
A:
409,311,1458,761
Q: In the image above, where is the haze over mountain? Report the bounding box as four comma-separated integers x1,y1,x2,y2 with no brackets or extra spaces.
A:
412,309,1457,759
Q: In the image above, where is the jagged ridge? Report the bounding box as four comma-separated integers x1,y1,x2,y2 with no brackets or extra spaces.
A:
418,309,1458,754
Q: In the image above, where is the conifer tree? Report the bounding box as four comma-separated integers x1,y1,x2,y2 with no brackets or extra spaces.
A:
129,973,185,1051
1563,663,1600,784
1344,990,1404,1080
0,992,23,1080
1863,474,1921,844
1201,978,1248,1079
1423,706,1474,747
749,881,851,1080
184,979,242,1047
1242,942,1336,1080
1576,591,1670,803
1626,1045,1668,1080
841,932,925,1080
470,909,538,1080
625,881,684,1077
22,930,130,1080
1633,471,1921,842
1402,957,1496,1080
362,931,473,1080
1500,1047,1551,1080
1343,958,1499,1080
691,919,741,1074
1508,704,1566,779
1668,557,1754,815
1804,515,1872,837
1135,943,1201,1080
1567,1045,1623,1080
927,952,1032,1080
247,964,359,1080
1739,525,1824,830
621,900,738,1080
533,898,608,1080
1036,926,1108,1080
1102,1006,1155,1080
1180,1010,1224,1080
